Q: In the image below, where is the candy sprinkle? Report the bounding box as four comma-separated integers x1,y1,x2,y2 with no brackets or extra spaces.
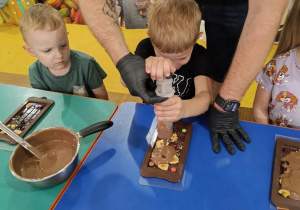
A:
171,167,177,172
182,128,187,133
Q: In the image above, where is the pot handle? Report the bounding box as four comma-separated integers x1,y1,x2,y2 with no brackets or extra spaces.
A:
78,121,113,138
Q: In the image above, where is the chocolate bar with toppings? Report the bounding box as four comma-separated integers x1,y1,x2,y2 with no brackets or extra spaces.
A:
0,97,54,144
271,138,300,209
140,121,193,182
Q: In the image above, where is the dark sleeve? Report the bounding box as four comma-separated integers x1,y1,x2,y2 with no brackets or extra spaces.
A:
191,44,210,77
134,38,156,59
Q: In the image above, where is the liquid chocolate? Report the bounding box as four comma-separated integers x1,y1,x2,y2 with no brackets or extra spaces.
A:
151,145,176,164
20,140,76,179
157,121,173,140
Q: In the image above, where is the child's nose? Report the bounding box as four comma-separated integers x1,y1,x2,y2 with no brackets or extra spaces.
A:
55,50,63,58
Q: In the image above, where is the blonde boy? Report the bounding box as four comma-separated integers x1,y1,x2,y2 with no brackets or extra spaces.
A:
135,0,212,121
19,4,108,99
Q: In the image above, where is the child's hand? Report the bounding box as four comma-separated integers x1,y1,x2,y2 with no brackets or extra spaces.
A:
154,96,185,122
145,56,176,80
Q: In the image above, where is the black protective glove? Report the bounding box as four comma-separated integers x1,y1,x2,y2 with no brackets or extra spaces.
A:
208,105,251,154
116,53,167,104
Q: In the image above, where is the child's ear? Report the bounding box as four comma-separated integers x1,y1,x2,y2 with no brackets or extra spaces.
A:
22,45,36,57
197,32,203,39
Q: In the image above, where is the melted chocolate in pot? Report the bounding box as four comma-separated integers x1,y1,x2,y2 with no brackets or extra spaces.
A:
20,140,76,179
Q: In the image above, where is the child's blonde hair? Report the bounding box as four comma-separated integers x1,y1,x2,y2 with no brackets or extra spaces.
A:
147,0,201,53
19,3,65,42
275,1,300,56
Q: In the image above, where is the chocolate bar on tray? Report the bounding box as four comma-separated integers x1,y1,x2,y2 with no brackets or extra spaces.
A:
140,121,193,182
0,97,54,144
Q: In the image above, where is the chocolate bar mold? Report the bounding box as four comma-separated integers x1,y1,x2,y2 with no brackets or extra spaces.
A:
271,138,300,209
0,97,54,144
140,121,193,182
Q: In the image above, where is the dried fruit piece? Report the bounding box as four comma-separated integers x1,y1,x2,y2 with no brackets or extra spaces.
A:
155,139,165,148
157,163,169,171
26,103,33,109
278,189,291,198
14,130,22,135
169,155,179,164
170,133,178,141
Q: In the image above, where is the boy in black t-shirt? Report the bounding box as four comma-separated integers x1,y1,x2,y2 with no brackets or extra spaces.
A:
122,0,212,121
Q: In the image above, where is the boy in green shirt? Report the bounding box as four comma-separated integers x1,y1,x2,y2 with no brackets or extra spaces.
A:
19,4,108,99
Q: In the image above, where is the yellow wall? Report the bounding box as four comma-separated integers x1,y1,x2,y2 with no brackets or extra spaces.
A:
0,24,277,108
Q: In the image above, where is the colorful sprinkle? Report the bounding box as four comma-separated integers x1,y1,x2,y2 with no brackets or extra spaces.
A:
171,167,177,172
182,128,187,133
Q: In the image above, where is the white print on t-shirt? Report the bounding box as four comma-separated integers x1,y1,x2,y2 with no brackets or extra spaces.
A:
173,74,192,97
73,85,88,97
173,74,184,95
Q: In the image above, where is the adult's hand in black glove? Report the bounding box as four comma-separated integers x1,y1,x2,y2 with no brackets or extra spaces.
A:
116,53,167,104
208,105,251,154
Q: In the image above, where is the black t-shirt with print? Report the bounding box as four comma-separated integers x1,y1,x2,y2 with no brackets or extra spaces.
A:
135,38,209,100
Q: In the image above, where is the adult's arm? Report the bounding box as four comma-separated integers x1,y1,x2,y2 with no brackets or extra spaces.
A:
79,0,167,104
219,0,289,101
79,0,128,64
208,0,289,154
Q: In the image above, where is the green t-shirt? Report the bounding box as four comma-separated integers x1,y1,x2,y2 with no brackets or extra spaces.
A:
29,50,107,98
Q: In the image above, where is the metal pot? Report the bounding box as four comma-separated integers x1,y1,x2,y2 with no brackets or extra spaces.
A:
9,121,113,188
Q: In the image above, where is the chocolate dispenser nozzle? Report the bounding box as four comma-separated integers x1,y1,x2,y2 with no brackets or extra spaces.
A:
155,76,175,140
